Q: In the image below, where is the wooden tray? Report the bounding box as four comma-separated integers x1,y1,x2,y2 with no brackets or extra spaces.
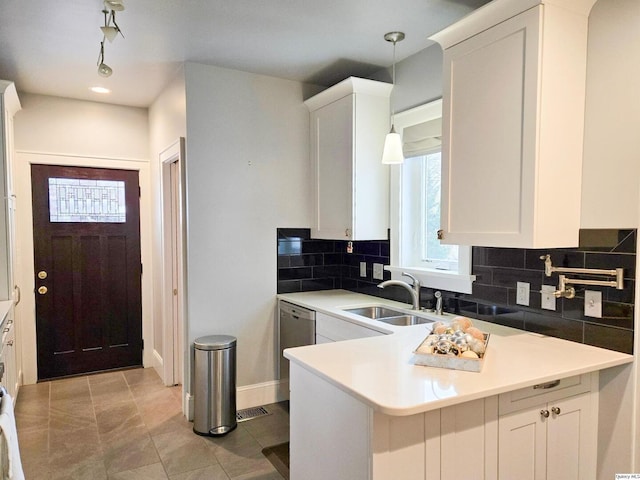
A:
413,334,489,372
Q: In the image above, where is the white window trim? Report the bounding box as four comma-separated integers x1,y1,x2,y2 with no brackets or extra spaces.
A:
388,99,475,294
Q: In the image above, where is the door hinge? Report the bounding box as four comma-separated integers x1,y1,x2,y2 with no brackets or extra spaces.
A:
141,339,144,350
138,186,141,197
141,263,143,275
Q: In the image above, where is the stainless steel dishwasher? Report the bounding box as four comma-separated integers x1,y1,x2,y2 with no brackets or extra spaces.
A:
279,300,315,380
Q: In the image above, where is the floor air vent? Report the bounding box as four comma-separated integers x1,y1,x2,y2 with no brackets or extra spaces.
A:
236,406,271,422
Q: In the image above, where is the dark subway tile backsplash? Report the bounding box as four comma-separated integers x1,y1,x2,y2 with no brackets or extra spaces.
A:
277,228,635,354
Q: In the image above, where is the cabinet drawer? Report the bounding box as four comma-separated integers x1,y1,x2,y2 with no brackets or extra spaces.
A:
499,374,591,415
316,312,384,342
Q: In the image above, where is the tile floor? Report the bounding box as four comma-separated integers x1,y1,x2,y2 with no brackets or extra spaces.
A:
14,368,289,479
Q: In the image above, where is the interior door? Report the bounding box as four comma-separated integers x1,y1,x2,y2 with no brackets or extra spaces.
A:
31,164,142,380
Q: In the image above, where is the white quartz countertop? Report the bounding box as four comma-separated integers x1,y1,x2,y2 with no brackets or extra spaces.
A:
280,290,634,416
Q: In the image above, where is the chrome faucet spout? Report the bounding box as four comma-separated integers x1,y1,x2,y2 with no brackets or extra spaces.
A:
377,272,421,310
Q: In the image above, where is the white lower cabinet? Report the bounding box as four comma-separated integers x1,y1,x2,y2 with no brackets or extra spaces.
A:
290,364,599,480
315,312,384,343
498,393,595,480
0,312,17,398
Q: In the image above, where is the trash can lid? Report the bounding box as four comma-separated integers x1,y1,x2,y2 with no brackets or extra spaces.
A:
194,335,237,351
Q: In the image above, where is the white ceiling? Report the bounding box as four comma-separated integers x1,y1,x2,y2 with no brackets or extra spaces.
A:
0,0,490,108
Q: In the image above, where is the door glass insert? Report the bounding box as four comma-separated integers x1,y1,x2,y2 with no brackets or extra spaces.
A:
48,177,126,223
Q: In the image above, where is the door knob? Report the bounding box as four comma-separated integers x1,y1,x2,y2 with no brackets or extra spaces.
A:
37,270,48,280
540,409,550,418
37,286,48,295
551,407,561,415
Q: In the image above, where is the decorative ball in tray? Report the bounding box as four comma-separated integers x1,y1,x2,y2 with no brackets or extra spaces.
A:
413,316,489,372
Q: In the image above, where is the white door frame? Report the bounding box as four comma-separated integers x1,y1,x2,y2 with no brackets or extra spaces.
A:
160,138,186,387
14,151,153,385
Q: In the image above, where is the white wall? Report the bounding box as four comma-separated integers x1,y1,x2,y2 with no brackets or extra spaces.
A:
581,0,640,229
148,69,187,378
183,62,311,405
13,93,152,384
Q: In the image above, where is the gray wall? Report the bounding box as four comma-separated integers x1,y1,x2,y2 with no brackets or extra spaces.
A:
183,62,312,395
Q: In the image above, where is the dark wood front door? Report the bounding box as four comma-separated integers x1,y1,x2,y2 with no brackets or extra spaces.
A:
31,164,143,380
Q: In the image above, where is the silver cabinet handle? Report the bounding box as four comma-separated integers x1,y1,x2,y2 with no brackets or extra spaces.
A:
14,285,20,306
551,407,561,415
540,409,550,418
533,380,560,390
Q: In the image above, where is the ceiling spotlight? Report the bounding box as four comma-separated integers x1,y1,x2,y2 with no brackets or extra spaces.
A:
104,0,124,12
90,86,111,94
97,41,113,77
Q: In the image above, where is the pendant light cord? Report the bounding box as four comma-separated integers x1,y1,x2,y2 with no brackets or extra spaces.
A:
391,39,396,126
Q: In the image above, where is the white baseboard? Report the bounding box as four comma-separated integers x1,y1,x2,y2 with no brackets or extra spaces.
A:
237,379,289,410
152,350,163,381
184,380,289,422
185,392,194,421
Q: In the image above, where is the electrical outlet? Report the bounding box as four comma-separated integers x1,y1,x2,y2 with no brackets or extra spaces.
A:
373,263,384,280
541,285,556,311
516,282,530,306
359,262,367,278
585,290,602,318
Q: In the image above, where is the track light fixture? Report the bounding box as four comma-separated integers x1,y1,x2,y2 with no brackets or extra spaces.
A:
96,0,124,77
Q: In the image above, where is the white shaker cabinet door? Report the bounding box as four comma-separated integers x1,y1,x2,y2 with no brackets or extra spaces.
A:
441,7,541,248
311,95,354,240
436,2,590,248
498,393,594,480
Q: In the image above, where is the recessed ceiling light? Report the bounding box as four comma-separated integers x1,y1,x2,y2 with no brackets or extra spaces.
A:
90,86,111,94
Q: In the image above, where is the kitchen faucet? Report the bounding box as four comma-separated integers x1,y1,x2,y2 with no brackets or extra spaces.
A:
434,291,443,315
377,272,421,310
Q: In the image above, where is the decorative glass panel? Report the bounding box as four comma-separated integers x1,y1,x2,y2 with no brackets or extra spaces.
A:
48,178,126,223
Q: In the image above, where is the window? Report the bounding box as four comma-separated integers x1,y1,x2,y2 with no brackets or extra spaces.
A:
387,99,474,293
48,177,126,223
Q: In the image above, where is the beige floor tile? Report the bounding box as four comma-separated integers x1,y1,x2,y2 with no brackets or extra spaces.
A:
95,401,145,441
49,425,103,469
17,428,49,464
50,458,108,480
152,427,219,476
16,368,289,480
169,464,230,480
108,462,169,480
50,377,91,402
102,429,161,475
49,401,96,432
16,382,50,403
232,471,284,480
90,372,134,407
123,367,162,387
23,459,52,480
216,450,278,479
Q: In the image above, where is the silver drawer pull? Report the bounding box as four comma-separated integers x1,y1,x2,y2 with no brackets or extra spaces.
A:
533,380,560,390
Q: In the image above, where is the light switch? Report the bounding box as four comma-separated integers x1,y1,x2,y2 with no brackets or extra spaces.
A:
373,263,384,280
516,282,530,306
359,262,367,278
585,290,602,318
541,285,556,311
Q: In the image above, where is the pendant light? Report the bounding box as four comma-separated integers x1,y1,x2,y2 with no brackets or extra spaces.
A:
97,41,113,77
381,31,405,165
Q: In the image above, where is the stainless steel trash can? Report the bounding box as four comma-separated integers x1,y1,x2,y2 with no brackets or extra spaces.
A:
193,335,237,436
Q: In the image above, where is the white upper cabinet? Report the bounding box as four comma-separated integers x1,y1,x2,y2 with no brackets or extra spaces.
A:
0,81,21,302
430,0,596,248
305,77,392,240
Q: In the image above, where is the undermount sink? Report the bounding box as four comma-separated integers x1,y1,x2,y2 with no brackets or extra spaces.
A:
343,306,434,327
376,315,433,326
344,306,407,319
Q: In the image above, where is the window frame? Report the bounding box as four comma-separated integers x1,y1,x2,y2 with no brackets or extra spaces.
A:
387,99,475,294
